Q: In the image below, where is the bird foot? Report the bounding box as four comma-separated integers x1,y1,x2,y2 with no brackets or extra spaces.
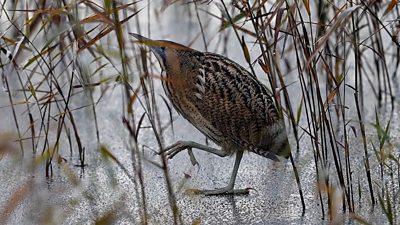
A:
160,141,190,158
159,141,199,166
186,187,250,196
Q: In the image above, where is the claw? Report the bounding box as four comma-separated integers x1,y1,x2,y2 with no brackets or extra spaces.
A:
187,148,199,166
160,141,192,160
159,141,181,154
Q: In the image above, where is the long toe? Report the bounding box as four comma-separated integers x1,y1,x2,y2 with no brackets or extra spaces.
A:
187,187,250,196
187,149,199,166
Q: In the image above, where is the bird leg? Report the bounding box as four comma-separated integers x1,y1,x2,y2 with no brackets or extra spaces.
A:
190,150,249,195
160,141,228,160
161,141,249,195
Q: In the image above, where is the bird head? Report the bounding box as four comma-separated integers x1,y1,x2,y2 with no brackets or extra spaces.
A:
130,33,192,71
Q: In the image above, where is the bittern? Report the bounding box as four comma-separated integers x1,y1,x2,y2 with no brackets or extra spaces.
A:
131,33,291,195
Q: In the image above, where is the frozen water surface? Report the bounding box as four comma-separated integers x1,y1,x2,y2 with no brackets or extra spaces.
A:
1,1,399,224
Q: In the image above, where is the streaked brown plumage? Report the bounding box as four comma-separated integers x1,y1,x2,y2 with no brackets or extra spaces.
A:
131,33,291,195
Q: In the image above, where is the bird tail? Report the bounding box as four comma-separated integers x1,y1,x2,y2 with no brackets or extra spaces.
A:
255,140,290,162
255,120,291,161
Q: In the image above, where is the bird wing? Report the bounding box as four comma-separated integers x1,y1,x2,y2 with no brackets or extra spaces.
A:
189,52,280,151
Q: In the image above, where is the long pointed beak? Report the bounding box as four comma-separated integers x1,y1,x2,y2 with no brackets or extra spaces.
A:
129,33,151,43
130,33,167,70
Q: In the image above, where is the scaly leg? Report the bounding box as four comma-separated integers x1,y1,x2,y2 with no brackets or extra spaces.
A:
161,141,249,195
190,150,249,195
